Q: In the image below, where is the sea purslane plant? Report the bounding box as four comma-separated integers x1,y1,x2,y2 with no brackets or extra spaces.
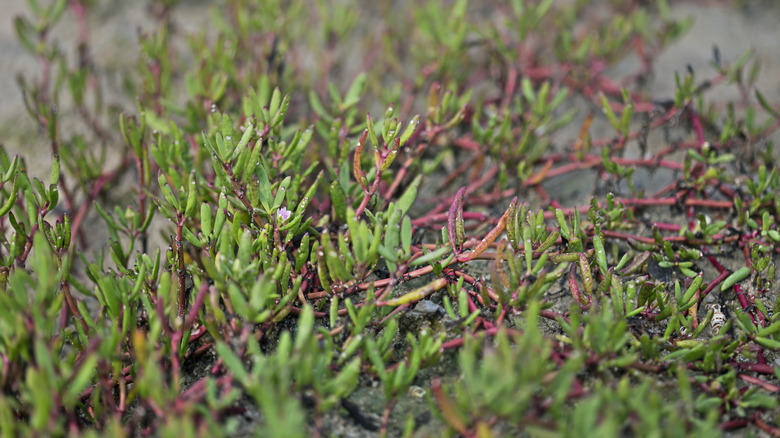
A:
1,0,779,436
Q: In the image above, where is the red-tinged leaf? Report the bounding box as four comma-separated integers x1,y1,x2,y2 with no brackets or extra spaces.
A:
574,112,594,159
354,129,368,191
428,82,442,115
431,378,469,435
525,159,553,185
458,197,515,262
448,187,466,253
568,263,586,305
739,374,780,393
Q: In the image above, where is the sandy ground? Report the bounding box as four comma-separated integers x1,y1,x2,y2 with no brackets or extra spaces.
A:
1,0,779,177
0,0,215,179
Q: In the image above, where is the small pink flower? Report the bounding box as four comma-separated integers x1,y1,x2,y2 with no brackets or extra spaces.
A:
276,207,291,222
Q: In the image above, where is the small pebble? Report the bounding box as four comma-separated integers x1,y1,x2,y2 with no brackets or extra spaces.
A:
414,300,444,315
408,385,426,398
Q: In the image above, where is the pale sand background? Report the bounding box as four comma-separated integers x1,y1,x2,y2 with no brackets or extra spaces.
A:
1,1,779,177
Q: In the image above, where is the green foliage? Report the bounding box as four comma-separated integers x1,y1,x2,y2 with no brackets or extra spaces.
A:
2,0,779,436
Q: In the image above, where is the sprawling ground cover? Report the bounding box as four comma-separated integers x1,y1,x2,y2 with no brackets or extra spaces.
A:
1,1,780,436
